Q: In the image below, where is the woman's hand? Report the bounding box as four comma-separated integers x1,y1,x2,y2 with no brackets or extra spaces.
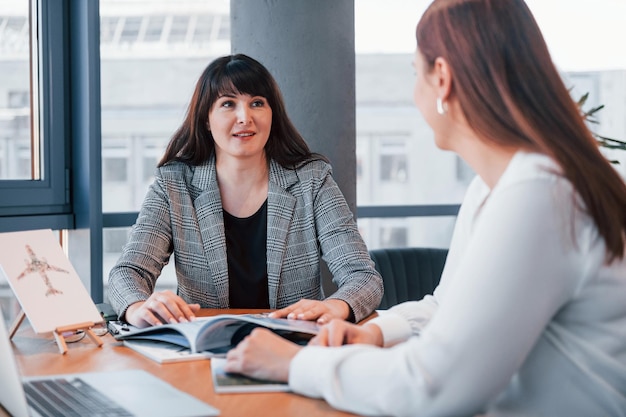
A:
269,299,351,324
225,328,301,382
309,319,384,347
124,290,201,327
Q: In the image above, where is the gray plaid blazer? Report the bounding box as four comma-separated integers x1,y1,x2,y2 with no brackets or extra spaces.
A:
107,157,383,322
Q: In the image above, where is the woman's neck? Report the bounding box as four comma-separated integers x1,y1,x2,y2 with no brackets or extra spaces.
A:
453,134,518,189
216,154,269,218
442,100,518,189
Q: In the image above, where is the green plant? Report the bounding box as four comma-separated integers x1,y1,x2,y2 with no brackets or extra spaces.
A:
577,92,626,164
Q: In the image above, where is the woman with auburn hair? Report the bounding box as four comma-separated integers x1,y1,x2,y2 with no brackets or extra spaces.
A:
108,54,383,328
224,1,626,416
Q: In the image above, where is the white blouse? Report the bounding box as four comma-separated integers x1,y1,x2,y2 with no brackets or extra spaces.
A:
289,151,626,417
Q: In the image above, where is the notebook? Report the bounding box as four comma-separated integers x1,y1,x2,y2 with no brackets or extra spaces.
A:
0,309,220,417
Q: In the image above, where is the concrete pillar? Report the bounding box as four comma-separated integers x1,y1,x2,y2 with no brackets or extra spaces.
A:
230,0,356,213
230,0,356,297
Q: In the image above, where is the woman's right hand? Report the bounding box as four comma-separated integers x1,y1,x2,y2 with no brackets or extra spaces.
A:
124,290,200,327
309,319,384,347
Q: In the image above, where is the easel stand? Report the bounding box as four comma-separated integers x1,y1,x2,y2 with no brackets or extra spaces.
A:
9,309,104,355
8,309,26,340
53,321,103,354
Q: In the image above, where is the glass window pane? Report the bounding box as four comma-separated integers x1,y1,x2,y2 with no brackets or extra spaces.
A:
355,0,626,249
103,227,177,303
144,15,165,42
192,15,213,45
167,15,189,43
358,217,456,250
100,0,230,214
0,1,35,180
103,157,128,182
119,16,142,44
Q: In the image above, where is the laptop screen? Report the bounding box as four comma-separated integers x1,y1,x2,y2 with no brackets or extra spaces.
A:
0,308,220,417
0,308,32,417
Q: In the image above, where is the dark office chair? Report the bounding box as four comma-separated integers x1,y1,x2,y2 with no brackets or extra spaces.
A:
369,247,448,309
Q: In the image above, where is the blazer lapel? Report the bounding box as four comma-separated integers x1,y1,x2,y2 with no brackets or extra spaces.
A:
191,160,230,307
266,161,298,308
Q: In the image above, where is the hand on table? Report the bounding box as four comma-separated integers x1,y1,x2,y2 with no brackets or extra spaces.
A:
268,299,351,324
124,290,200,327
225,328,301,382
224,317,382,382
309,319,384,347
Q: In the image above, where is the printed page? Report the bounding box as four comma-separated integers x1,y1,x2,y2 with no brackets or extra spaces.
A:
122,339,215,364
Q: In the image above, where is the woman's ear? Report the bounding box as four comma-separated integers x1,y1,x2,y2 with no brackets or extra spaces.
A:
433,57,452,101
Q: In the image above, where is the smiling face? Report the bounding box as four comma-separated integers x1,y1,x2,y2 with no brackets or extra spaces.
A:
208,93,273,162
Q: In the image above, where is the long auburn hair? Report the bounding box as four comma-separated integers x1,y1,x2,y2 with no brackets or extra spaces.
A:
417,0,626,262
159,54,326,168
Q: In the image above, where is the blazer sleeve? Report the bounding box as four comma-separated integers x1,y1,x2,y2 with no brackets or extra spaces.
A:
107,174,174,318
312,164,383,322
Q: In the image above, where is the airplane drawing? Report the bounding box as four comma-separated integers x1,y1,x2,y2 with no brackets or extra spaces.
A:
17,244,69,296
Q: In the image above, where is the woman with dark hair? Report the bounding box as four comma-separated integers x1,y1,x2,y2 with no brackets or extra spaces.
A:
108,54,383,328
223,1,626,415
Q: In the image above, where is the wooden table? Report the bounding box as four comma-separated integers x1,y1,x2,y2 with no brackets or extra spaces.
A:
5,309,362,417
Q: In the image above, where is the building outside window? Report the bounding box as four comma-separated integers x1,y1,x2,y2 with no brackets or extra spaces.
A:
0,4,31,181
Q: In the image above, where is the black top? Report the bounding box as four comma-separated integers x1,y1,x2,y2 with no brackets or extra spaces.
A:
224,200,269,309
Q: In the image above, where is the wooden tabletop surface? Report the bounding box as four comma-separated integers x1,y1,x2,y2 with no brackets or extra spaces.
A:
4,308,362,417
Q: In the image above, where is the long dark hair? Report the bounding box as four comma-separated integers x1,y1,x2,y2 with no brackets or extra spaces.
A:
159,54,326,168
417,0,626,262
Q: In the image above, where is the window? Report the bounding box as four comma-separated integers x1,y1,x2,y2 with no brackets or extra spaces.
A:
142,156,157,182
8,90,29,108
99,0,231,294
0,9,32,182
119,16,142,44
100,0,230,216
168,15,189,43
456,156,474,184
193,15,213,44
0,0,71,225
354,0,626,250
103,228,129,253
144,16,165,42
379,224,408,248
379,141,408,182
103,157,128,183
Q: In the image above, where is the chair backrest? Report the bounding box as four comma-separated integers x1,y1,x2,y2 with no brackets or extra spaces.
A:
369,247,448,310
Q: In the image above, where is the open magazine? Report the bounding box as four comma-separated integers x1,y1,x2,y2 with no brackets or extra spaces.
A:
114,313,319,356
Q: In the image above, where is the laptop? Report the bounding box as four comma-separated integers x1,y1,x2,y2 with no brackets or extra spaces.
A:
0,309,219,417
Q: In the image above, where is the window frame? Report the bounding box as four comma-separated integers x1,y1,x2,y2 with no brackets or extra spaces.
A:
0,0,72,231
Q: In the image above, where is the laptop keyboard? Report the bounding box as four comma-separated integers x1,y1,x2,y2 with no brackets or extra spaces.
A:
23,377,133,417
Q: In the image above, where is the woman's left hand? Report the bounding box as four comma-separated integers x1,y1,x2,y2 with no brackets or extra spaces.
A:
269,299,351,324
225,328,301,382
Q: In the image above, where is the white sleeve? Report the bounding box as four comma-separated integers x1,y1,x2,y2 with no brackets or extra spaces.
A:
369,297,438,346
289,179,585,417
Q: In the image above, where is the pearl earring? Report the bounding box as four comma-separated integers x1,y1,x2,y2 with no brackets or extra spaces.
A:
436,97,447,115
